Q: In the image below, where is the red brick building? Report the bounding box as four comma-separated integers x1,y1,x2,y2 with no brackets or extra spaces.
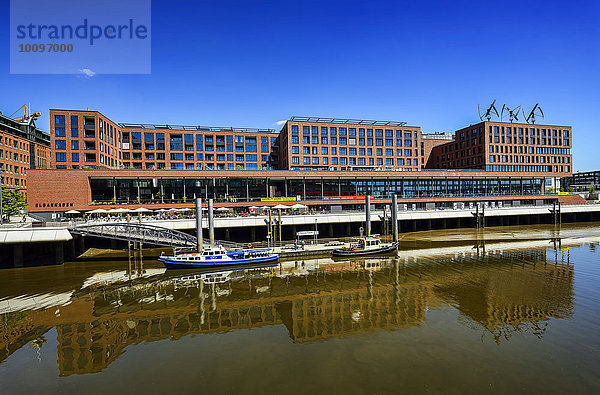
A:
278,117,422,171
0,111,51,192
28,168,562,215
426,121,573,177
49,109,279,171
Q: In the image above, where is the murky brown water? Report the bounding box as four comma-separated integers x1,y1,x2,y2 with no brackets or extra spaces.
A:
1,224,600,394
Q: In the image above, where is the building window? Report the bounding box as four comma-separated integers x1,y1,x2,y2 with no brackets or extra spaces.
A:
55,115,65,125
292,156,299,164
71,141,79,150
261,136,269,152
196,135,203,151
55,127,66,137
72,153,79,162
292,146,299,154
170,135,183,151
55,152,66,162
55,140,66,150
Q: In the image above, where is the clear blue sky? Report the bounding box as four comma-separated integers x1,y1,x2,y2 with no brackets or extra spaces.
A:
1,0,598,171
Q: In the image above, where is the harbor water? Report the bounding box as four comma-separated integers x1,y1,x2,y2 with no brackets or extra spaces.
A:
1,224,600,394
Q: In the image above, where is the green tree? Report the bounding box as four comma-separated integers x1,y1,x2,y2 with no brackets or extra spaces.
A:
2,188,27,217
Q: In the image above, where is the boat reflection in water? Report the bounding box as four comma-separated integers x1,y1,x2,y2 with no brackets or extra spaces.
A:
0,241,578,377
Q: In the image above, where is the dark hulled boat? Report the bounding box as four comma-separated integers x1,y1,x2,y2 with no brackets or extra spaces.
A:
332,237,399,257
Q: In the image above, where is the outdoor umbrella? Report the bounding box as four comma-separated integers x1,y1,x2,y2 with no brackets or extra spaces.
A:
88,208,108,214
291,203,308,209
272,204,290,210
65,210,80,214
132,207,152,213
216,207,229,211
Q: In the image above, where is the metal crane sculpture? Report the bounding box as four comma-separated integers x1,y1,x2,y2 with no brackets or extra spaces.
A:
500,104,522,123
478,100,500,121
525,103,544,124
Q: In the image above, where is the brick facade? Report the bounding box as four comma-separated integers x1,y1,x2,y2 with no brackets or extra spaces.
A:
50,109,279,171
426,121,572,177
278,118,422,171
0,112,51,192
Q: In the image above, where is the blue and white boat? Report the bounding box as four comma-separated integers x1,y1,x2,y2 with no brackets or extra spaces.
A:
158,245,279,269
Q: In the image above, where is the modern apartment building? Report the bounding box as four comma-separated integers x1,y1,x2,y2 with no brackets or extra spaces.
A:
278,117,422,171
426,121,572,177
49,109,279,171
48,109,574,180
0,110,51,191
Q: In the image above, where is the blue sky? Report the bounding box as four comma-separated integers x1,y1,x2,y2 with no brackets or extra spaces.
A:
1,0,598,171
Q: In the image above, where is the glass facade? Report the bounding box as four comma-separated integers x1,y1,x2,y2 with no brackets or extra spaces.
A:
88,175,543,204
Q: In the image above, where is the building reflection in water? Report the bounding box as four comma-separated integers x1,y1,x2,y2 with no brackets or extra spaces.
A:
0,244,575,376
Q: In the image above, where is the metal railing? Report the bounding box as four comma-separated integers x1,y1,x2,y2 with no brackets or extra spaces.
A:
70,223,198,248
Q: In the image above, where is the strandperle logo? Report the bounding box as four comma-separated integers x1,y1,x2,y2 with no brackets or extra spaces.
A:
15,19,149,45
10,0,151,75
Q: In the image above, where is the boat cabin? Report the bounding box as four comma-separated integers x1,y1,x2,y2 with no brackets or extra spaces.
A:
174,245,228,261
349,237,381,251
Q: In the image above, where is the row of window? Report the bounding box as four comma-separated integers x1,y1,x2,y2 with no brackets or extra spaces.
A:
0,163,24,175
0,150,28,163
291,125,419,139
0,175,25,187
291,146,419,157
290,135,417,147
291,156,419,166
485,165,570,173
489,154,571,164
121,152,271,162
170,163,261,170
